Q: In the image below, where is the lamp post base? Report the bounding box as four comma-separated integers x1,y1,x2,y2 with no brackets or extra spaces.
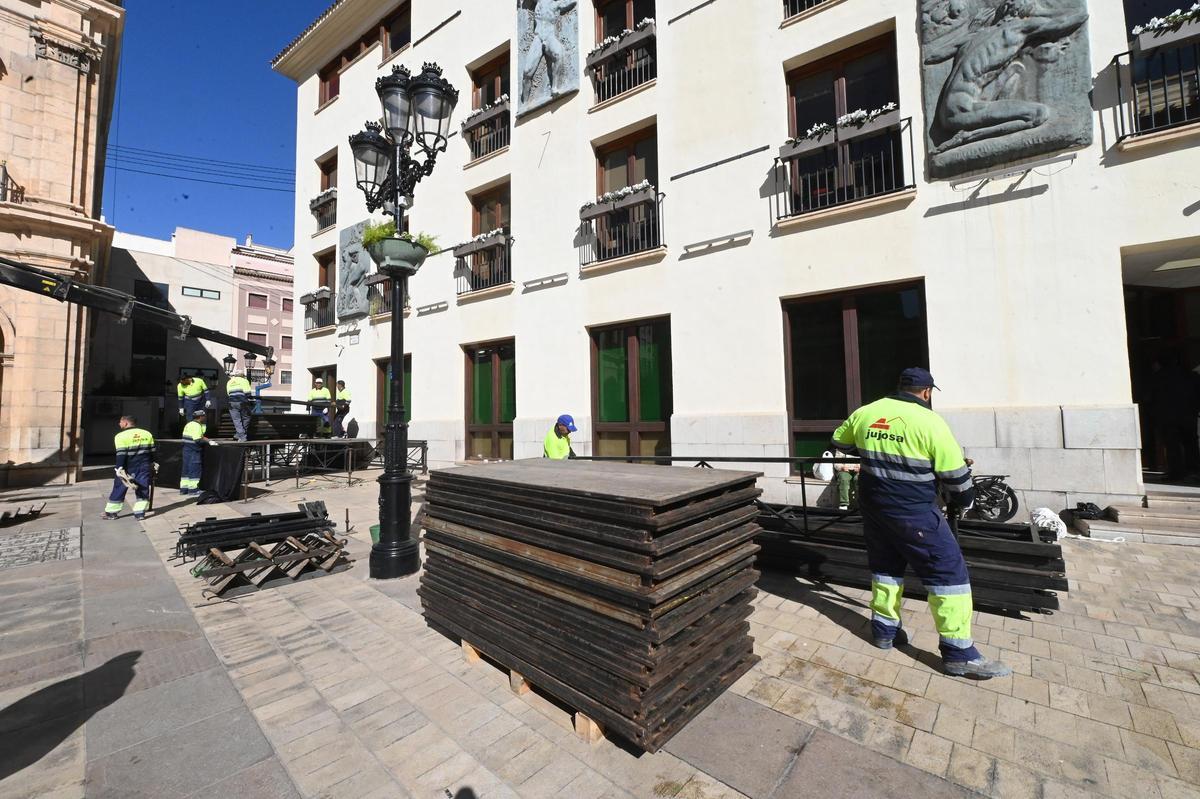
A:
369,537,421,579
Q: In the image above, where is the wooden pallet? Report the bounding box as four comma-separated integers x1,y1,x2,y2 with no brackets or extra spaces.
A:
460,639,604,744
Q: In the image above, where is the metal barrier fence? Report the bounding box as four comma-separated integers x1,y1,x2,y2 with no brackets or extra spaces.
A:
1112,40,1200,141
235,437,430,497
578,193,665,267
773,118,915,223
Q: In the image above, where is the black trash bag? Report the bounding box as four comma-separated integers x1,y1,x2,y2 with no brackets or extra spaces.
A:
1073,502,1104,520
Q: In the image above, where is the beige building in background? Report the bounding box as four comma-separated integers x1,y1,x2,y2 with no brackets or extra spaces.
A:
0,0,123,486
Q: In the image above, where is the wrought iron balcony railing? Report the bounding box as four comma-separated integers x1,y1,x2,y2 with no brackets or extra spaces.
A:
578,191,665,267
586,24,656,104
783,0,835,18
367,277,411,316
771,116,915,223
454,236,513,296
0,163,26,203
303,294,335,331
1112,36,1200,141
462,100,511,162
310,188,337,231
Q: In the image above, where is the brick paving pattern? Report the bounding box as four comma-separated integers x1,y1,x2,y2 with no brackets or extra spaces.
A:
0,527,80,571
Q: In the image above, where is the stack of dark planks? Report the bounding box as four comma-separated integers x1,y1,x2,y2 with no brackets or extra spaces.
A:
174,501,335,560
756,504,1066,614
419,460,764,753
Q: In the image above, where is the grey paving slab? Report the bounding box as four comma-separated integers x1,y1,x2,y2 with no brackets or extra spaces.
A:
182,756,303,799
665,692,815,799
82,581,201,639
84,635,220,698
85,666,244,759
85,705,275,798
776,730,979,799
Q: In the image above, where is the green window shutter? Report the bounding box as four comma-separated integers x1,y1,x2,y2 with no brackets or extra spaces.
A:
472,352,494,425
637,322,669,422
597,329,628,423
498,346,516,424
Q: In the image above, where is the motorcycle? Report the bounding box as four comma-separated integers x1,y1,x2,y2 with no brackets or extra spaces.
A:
963,459,1020,523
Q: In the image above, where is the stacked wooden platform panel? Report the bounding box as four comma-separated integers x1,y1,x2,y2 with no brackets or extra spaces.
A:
419,460,763,753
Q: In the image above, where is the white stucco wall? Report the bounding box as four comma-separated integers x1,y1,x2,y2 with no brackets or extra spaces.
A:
279,0,1200,508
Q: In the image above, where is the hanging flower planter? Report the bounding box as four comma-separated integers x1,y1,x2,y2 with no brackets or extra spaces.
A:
1134,15,1200,51
366,236,428,276
838,106,901,140
779,127,836,160
586,22,657,70
452,230,508,258
613,185,657,210
579,201,615,221
461,98,511,133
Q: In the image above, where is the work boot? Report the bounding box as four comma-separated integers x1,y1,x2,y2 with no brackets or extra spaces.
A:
944,657,1013,679
133,513,145,520
100,512,118,521
872,627,908,650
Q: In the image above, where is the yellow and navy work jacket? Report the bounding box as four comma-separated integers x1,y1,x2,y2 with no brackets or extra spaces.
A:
114,428,155,471
182,421,206,447
336,388,352,410
543,429,572,460
308,387,331,409
177,378,209,401
832,394,973,514
226,376,252,404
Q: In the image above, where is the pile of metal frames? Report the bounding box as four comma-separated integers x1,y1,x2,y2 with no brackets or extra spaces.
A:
419,459,762,753
573,456,1068,616
190,531,352,599
173,501,335,560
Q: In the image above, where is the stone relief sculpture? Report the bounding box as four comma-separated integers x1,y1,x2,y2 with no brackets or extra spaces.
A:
517,0,579,116
919,0,1092,179
336,221,369,320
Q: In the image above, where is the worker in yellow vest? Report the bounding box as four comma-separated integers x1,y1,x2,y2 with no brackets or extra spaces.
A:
226,370,253,442
308,377,332,433
332,379,352,438
180,409,214,494
102,415,156,520
177,375,210,427
543,414,577,460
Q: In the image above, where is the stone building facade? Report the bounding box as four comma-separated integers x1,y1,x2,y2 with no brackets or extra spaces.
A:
275,0,1199,510
0,0,123,487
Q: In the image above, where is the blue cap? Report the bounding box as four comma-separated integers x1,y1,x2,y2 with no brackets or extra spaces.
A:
899,367,939,390
556,414,577,433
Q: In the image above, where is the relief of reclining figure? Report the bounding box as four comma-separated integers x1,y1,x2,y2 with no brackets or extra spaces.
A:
923,0,1088,155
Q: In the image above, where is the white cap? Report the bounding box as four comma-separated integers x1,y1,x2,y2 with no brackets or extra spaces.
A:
314,378,324,383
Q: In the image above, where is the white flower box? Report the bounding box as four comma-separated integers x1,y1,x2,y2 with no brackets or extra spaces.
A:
586,22,656,69
1134,16,1200,52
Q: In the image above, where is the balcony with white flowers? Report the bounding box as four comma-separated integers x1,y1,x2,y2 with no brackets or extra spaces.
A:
586,17,657,106
578,181,665,269
1112,5,1200,147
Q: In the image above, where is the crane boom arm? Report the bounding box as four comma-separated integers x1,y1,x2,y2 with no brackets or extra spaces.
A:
0,255,275,359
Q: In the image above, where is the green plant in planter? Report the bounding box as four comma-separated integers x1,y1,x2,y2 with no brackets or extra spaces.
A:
362,220,440,254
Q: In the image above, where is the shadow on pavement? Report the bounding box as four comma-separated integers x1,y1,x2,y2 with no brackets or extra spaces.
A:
756,572,943,672
0,651,141,782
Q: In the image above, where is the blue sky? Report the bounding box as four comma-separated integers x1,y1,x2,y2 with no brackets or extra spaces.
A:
101,1,333,251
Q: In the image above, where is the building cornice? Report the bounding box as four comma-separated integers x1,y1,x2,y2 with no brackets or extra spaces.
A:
272,0,384,80
233,266,294,284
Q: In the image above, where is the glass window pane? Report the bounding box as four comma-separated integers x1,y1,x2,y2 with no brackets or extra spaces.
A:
471,351,493,425
632,138,657,187
601,3,626,37
602,150,629,192
789,300,847,420
637,322,670,422
856,288,928,404
638,431,669,457
794,432,834,459
498,432,514,460
469,432,494,459
790,70,835,135
597,329,628,423
844,47,897,114
498,345,516,424
597,432,630,457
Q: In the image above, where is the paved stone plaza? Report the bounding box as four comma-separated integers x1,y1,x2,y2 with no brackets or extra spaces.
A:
2,471,1200,797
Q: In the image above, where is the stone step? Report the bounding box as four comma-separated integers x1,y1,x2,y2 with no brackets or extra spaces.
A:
1109,505,1200,524
1077,517,1200,546
1145,498,1200,513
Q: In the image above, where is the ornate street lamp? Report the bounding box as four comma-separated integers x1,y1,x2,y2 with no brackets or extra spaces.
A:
263,356,276,379
244,351,257,374
350,62,458,580
222,354,237,376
